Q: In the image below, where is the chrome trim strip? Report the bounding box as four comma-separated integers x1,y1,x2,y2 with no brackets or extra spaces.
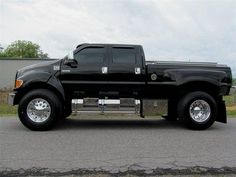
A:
61,81,145,85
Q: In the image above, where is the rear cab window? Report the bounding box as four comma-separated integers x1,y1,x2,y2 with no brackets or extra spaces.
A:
111,47,136,65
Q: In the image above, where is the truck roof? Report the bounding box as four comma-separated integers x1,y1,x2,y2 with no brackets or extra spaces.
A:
76,43,142,49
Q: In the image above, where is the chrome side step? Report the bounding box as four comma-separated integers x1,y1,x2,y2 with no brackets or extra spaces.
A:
71,98,140,115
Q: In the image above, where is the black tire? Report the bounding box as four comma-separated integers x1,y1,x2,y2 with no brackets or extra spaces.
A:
177,91,217,130
18,89,62,131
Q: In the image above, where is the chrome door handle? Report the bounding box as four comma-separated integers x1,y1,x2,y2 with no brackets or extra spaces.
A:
102,67,108,74
135,67,141,74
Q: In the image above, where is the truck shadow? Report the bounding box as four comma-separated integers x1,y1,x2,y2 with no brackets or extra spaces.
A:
56,117,186,130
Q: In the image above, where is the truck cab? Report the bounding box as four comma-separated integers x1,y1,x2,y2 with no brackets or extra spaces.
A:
60,44,146,99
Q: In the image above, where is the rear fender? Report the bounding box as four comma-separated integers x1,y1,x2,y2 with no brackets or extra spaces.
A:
164,69,227,86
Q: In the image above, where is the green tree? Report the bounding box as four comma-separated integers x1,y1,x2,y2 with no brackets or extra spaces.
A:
0,40,48,58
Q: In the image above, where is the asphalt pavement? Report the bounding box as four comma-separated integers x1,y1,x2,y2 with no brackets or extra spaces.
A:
1,116,236,176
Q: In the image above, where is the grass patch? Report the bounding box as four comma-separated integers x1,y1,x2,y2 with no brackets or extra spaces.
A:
0,104,17,116
226,106,236,116
224,95,236,106
224,94,236,116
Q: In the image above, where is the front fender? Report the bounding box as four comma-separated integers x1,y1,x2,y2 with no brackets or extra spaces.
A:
18,70,52,88
14,71,65,104
47,76,65,100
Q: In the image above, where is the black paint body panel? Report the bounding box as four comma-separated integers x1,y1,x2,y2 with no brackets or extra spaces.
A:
14,44,232,99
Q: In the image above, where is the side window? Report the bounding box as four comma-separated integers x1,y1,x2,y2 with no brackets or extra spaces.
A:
112,47,136,64
74,47,105,64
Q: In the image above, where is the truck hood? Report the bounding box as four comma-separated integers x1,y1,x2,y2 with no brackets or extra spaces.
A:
17,59,62,77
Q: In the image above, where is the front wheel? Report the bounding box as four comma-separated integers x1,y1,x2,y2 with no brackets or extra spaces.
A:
177,91,217,130
18,89,62,131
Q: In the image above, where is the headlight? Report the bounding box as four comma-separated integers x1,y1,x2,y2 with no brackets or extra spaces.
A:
15,79,23,89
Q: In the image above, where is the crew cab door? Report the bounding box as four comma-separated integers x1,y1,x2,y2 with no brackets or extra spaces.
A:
60,45,108,97
108,45,145,97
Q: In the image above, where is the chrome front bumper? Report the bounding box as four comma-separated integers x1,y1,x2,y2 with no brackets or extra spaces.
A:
229,86,236,95
8,93,16,106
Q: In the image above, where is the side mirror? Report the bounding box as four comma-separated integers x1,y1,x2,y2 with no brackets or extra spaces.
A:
64,59,78,68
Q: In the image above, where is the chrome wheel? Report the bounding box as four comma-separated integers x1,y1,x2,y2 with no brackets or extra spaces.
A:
189,99,211,123
27,98,51,123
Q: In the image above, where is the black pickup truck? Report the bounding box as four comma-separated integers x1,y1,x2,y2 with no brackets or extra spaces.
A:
9,43,233,130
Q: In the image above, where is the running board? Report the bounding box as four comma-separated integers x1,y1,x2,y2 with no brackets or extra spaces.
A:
71,98,168,117
72,98,141,115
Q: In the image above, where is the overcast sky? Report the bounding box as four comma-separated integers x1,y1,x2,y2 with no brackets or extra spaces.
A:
0,0,236,76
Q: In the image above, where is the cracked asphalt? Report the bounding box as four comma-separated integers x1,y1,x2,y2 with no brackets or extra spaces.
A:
1,116,236,176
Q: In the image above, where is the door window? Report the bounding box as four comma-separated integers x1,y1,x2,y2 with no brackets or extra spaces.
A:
74,47,105,64
112,47,136,64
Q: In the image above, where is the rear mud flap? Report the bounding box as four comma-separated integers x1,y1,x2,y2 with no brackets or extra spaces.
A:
216,100,227,123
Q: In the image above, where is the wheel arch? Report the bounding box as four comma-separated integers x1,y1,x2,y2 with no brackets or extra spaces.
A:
178,81,221,97
14,81,65,105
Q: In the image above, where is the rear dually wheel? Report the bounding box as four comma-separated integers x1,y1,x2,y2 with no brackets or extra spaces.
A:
177,91,217,130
